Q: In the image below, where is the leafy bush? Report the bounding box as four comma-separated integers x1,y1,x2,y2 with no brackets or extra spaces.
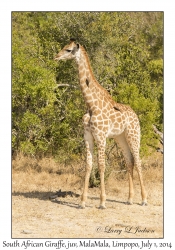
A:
12,12,163,161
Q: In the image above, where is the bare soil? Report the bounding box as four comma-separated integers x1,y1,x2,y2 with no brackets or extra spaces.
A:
12,165,163,239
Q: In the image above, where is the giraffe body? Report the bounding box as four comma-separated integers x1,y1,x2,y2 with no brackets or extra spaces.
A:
55,40,147,208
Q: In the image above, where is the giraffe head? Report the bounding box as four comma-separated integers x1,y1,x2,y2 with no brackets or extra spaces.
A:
54,39,80,61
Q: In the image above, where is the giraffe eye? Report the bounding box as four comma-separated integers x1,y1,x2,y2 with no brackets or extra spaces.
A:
66,49,72,53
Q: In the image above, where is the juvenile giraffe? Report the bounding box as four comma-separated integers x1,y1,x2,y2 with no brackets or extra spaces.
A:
54,40,147,208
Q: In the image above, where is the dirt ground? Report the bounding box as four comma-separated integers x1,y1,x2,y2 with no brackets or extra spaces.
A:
12,167,163,239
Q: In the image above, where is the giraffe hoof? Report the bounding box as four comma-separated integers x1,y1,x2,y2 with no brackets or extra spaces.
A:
126,201,133,205
78,206,85,209
141,201,148,206
98,205,106,209
78,204,85,209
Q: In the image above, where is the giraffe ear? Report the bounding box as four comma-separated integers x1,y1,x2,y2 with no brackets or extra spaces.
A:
72,43,79,55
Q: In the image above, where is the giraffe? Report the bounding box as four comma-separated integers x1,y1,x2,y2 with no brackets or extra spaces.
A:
54,39,147,209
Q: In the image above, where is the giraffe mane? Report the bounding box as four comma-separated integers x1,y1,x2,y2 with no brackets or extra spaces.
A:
80,45,114,102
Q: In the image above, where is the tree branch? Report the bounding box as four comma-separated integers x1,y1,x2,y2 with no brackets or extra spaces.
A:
153,125,163,145
56,84,78,89
153,125,163,154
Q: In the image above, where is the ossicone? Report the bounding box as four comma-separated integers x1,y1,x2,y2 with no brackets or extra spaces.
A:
70,38,76,42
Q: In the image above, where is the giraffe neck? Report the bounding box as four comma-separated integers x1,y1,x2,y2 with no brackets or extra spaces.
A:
76,46,112,110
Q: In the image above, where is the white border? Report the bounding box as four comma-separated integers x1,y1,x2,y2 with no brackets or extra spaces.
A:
1,0,175,248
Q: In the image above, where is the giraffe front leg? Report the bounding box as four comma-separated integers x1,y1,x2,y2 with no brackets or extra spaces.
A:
80,129,94,209
97,142,106,209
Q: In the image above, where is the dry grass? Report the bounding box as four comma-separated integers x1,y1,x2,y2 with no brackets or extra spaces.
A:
12,151,163,206
12,152,163,238
12,151,163,191
12,153,71,174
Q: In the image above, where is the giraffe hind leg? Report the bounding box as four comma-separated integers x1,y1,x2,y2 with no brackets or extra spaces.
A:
125,130,147,205
114,132,135,205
